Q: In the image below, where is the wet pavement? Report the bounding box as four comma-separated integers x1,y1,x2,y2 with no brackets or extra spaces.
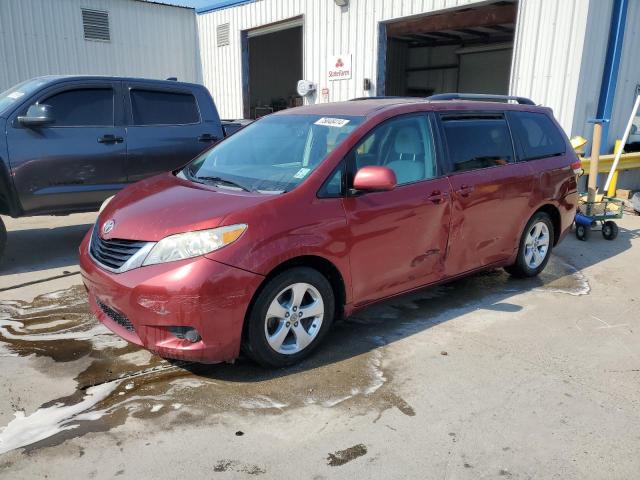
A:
0,257,589,454
0,214,639,479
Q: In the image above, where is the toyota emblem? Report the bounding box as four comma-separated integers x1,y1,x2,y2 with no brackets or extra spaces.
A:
102,219,115,235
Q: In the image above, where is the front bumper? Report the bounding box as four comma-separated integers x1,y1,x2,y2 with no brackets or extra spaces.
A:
79,231,265,363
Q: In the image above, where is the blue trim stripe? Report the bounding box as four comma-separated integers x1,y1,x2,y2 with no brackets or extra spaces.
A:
196,0,256,14
596,0,628,153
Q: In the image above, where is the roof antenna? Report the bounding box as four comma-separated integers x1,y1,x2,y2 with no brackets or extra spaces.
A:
166,77,178,81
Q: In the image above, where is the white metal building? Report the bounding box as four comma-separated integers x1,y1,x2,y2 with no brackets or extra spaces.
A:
197,0,640,154
0,0,201,91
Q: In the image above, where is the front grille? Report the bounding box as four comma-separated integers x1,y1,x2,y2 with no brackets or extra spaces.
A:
97,299,135,332
90,227,147,270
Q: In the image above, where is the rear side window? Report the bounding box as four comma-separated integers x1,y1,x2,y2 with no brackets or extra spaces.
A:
508,111,566,160
42,88,114,126
441,115,514,172
130,89,199,126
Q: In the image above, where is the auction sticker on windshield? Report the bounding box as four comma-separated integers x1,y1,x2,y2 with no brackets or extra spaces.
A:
314,117,350,128
293,167,311,179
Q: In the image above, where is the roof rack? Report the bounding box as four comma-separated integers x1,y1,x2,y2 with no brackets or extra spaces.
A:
427,93,535,105
350,96,418,101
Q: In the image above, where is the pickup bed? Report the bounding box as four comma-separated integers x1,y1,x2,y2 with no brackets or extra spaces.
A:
0,75,246,257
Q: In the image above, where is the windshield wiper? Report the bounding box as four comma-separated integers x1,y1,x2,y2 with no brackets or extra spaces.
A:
194,176,250,192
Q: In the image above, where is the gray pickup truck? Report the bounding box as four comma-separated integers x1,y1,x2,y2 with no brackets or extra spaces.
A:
0,76,247,258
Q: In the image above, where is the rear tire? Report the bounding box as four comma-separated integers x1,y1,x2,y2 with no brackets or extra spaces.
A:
505,212,554,278
601,220,618,240
0,217,6,261
244,267,335,368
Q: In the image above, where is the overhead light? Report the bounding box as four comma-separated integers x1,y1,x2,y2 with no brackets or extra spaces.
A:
334,0,349,6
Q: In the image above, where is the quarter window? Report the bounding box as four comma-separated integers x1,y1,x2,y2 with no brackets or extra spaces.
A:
508,111,566,161
41,88,114,126
441,115,515,172
318,163,345,198
351,115,437,185
130,89,199,126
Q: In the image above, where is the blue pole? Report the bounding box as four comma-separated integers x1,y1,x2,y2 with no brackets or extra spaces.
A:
596,0,628,154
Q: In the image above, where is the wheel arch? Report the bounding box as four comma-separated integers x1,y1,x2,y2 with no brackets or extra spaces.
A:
242,255,347,339
534,203,562,245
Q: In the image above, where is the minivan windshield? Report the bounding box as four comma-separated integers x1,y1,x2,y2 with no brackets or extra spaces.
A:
182,114,363,193
0,77,50,115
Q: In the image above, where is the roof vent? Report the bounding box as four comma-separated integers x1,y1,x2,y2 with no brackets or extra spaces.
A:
217,23,230,47
82,8,110,42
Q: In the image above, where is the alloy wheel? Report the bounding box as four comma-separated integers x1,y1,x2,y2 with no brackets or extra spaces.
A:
264,282,324,355
524,221,550,269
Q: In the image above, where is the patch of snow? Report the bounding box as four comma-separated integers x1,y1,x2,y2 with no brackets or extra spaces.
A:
0,381,120,454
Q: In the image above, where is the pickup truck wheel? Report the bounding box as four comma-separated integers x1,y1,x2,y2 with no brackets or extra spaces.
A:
244,267,334,368
0,217,6,260
505,212,554,278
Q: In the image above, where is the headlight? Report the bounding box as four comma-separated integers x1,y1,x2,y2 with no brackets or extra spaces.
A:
99,195,115,213
142,224,247,266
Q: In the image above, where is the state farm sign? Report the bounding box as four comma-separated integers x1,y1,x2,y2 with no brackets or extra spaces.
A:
328,54,352,81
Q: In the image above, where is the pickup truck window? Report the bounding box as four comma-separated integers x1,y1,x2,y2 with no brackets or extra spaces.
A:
183,114,363,193
42,88,114,127
130,89,199,125
0,78,51,116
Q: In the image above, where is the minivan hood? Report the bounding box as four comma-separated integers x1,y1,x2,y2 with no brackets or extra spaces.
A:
98,173,274,242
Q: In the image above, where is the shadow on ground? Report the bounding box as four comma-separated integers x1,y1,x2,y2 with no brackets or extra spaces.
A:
0,224,92,275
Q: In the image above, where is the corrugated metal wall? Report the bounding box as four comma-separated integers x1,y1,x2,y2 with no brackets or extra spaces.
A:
510,0,597,136
198,0,637,151
512,0,639,154
0,0,200,92
197,0,489,119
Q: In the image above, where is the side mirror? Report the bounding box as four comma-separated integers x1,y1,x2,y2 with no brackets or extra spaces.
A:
353,166,397,192
17,104,54,127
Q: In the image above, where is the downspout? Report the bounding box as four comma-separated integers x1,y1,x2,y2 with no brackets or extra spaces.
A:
595,0,628,154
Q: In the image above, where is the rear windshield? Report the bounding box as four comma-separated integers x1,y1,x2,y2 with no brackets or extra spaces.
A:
182,114,363,193
508,111,566,160
0,78,50,116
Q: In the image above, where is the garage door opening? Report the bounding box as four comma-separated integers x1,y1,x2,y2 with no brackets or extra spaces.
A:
243,20,303,119
383,1,517,97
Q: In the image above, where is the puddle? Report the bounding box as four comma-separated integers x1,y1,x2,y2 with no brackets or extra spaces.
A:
0,287,127,361
0,255,589,455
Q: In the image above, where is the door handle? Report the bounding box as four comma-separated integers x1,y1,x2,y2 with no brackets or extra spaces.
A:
427,190,448,204
456,184,475,197
98,134,124,144
198,133,219,143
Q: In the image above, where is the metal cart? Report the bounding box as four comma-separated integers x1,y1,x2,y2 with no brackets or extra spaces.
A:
574,196,624,241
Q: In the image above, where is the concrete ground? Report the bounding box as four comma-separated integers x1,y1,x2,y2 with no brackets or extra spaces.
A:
0,212,639,479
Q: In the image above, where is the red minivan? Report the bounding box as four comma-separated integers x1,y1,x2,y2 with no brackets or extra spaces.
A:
79,95,579,367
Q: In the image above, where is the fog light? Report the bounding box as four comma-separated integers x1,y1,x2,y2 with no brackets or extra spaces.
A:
169,326,201,343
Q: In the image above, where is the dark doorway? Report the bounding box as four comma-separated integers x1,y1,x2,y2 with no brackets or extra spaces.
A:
383,1,517,97
246,25,303,119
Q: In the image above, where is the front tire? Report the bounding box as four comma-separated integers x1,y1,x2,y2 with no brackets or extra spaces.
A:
505,212,554,278
244,267,335,368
